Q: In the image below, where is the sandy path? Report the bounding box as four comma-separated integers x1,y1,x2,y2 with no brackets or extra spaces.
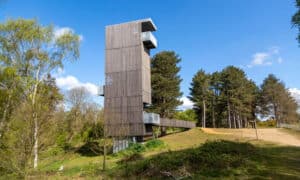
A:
202,128,300,147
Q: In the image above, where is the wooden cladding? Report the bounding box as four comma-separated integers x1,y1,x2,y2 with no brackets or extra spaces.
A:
160,118,196,129
105,22,141,49
105,20,152,137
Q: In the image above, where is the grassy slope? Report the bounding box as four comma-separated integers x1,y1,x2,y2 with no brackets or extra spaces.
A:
30,128,300,179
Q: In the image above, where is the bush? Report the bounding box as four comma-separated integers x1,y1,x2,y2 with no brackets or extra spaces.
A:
81,122,104,143
145,139,165,149
119,140,258,178
56,133,70,150
257,119,276,127
127,142,146,153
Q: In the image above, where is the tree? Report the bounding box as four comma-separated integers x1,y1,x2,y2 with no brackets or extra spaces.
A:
66,87,92,137
292,0,300,45
260,74,298,127
0,75,62,177
189,69,210,127
0,19,80,168
209,72,222,128
189,66,259,129
150,51,183,118
0,67,23,138
220,66,246,128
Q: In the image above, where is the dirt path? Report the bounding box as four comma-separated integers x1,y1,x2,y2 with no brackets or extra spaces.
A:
202,128,300,147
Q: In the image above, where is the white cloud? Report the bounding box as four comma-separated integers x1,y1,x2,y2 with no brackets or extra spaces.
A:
247,47,283,68
277,57,283,64
178,96,194,110
289,88,300,106
54,27,83,41
56,75,98,95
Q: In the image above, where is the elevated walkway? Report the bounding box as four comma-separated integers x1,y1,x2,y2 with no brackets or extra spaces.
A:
143,112,196,129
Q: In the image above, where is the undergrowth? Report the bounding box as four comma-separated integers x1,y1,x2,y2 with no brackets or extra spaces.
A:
117,140,263,179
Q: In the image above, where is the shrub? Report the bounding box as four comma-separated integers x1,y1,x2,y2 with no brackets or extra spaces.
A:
127,142,146,153
56,133,70,150
119,140,258,178
145,139,164,149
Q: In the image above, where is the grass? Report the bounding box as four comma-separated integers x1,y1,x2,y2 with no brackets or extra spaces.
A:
115,140,300,179
25,128,300,179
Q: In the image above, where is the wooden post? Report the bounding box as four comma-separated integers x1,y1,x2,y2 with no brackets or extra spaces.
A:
102,137,106,171
254,120,258,140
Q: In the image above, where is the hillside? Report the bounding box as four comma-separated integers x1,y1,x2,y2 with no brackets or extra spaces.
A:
22,128,300,179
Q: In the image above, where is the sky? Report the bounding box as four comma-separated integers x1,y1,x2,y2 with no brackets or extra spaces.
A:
1,0,300,109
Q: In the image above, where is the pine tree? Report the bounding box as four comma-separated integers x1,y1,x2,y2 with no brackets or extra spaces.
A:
260,74,299,127
292,0,300,45
150,51,183,118
189,69,210,127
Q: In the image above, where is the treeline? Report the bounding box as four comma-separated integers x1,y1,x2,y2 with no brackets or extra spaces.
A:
189,66,299,128
149,52,299,128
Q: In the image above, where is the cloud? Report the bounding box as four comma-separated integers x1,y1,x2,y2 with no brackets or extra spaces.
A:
247,47,283,68
178,96,194,110
289,88,300,106
54,27,83,41
56,75,98,95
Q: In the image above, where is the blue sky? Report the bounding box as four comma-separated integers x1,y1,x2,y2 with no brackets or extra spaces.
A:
1,0,300,108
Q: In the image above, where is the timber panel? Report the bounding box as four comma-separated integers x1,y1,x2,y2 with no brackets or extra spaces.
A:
141,45,151,104
104,20,151,137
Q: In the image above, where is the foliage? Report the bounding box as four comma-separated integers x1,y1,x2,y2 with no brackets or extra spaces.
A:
189,66,259,128
189,69,211,127
149,51,183,118
115,139,165,158
260,74,299,126
145,139,165,150
257,119,276,128
56,133,70,150
0,18,80,173
173,109,197,122
81,122,104,143
292,0,300,45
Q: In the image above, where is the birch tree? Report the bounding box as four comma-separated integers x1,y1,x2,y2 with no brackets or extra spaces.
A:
0,19,80,168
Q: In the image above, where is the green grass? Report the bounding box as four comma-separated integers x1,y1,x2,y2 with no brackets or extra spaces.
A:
115,140,300,179
26,128,300,179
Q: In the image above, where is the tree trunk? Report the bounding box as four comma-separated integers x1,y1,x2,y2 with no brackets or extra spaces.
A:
103,138,107,170
274,105,279,128
0,94,11,138
160,126,166,136
32,66,40,169
212,98,215,128
233,110,237,129
227,100,231,128
237,113,241,129
33,113,38,169
203,100,206,128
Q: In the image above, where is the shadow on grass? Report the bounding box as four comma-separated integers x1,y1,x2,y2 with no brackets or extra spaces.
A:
115,140,300,179
75,141,104,157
